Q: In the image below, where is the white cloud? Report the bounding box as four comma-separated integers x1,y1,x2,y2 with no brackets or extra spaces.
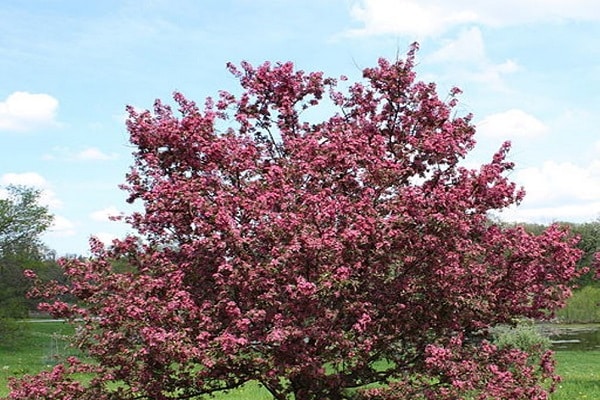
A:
496,202,600,224
0,91,59,132
477,109,548,139
468,60,519,92
47,215,77,237
347,0,600,38
428,27,485,64
90,206,121,222
516,161,600,204
426,27,519,91
494,160,600,223
0,172,63,208
347,0,477,38
1,171,48,187
92,232,120,247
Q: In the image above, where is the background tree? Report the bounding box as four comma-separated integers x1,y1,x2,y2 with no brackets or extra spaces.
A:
8,46,583,400
0,185,52,257
0,185,54,317
0,186,54,342
563,221,600,287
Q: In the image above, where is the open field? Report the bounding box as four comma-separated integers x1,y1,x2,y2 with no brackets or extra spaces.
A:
0,321,78,397
0,321,266,399
1,321,599,399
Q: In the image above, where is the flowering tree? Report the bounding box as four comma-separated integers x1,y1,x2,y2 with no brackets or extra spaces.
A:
8,45,583,400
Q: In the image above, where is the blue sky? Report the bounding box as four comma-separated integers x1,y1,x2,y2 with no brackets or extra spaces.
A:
1,0,599,255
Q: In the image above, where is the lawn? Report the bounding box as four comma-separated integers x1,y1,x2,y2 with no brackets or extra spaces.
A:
1,321,598,399
0,320,78,396
551,351,600,399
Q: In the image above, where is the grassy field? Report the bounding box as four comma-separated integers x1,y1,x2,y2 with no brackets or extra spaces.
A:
551,351,600,399
1,321,599,399
0,320,78,397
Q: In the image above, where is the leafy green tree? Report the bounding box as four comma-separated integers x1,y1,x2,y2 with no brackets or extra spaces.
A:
0,185,53,320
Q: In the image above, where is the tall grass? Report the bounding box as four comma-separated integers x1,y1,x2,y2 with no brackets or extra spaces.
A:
557,286,600,323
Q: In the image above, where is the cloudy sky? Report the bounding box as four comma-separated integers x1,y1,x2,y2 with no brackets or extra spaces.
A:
1,0,599,255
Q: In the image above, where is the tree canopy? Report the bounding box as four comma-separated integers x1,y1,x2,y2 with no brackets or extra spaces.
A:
0,185,54,321
7,46,584,400
0,185,52,259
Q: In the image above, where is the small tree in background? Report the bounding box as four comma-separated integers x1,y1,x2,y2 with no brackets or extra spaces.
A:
0,185,54,342
8,45,583,400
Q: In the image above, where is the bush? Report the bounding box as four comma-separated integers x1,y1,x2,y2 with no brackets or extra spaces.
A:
493,321,551,354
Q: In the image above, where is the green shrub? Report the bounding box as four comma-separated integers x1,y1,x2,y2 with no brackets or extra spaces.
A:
492,321,551,354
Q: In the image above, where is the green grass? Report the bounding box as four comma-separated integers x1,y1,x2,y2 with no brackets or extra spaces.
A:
551,351,600,399
210,383,272,400
0,320,76,396
2,321,600,399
